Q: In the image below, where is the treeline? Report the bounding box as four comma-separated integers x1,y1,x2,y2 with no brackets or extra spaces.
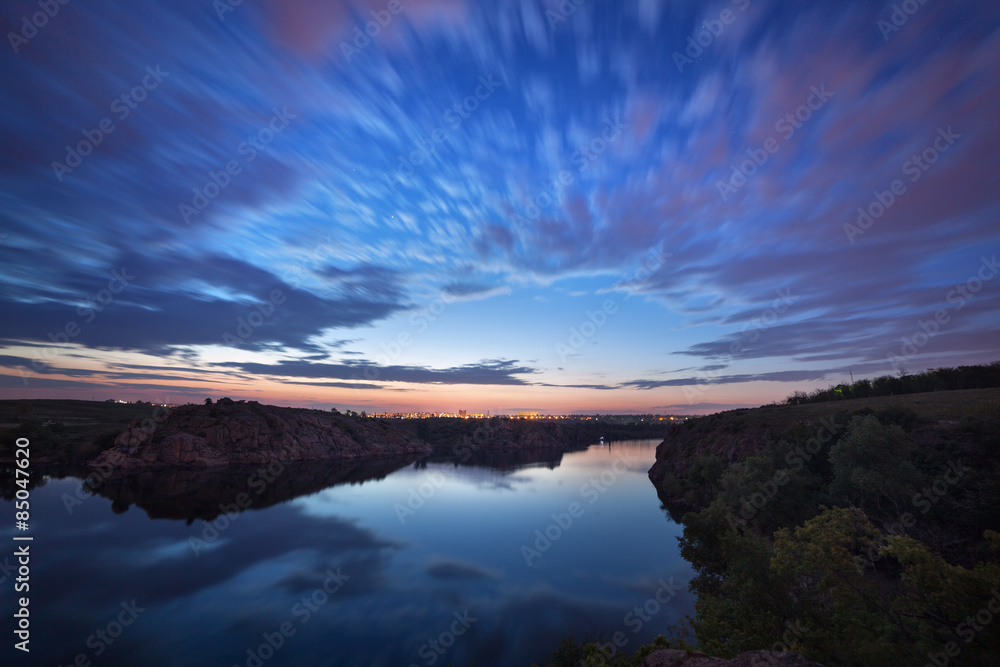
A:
653,405,1000,666
392,417,666,453
785,361,1000,405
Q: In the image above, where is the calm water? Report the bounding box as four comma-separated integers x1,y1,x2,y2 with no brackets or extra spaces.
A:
2,440,695,666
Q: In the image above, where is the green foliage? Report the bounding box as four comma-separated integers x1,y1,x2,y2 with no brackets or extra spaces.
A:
771,507,900,665
784,362,1000,404
660,405,1000,667
678,499,792,657
676,453,725,507
827,416,924,515
884,532,1000,654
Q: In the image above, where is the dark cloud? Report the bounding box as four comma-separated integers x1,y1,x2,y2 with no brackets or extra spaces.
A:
0,253,407,356
441,283,499,297
624,369,843,390
319,264,407,301
425,558,499,580
217,358,536,386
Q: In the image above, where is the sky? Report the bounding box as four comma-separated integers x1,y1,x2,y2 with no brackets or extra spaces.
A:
1,0,998,415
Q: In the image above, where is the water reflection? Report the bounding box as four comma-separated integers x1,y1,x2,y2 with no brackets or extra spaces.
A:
88,457,423,522
65,447,581,521
1,440,694,666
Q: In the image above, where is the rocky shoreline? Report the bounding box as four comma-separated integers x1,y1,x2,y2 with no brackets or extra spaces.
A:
91,398,431,469
86,399,666,470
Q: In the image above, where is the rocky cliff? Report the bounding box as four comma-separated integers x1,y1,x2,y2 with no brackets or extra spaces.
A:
646,414,779,516
646,390,996,512
91,399,431,469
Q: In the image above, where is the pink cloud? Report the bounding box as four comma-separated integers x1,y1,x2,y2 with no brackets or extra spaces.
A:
257,0,467,61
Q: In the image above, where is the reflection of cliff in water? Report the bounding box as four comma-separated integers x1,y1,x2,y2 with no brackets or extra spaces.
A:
60,447,581,522
653,482,689,525
421,444,584,472
87,456,419,522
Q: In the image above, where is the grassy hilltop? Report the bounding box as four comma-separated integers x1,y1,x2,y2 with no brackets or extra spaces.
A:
0,399,159,463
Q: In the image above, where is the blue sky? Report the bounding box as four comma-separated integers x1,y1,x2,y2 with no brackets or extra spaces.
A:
1,0,998,413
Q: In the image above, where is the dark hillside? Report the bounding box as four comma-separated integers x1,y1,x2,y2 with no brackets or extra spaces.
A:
646,386,1000,666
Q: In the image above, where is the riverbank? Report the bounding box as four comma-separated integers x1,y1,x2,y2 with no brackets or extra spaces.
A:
644,387,1000,665
0,398,667,468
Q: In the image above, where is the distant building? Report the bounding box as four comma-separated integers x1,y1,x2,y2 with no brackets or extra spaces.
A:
459,410,467,418
517,411,540,418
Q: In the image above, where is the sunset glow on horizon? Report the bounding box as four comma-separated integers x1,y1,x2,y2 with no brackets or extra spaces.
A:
1,0,998,414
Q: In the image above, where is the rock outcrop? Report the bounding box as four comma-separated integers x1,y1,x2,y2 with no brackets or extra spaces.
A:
91,400,431,469
642,649,822,666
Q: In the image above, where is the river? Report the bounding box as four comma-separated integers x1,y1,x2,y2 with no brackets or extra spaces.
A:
2,439,695,666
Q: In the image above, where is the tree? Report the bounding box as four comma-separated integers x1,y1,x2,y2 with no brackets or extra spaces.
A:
204,398,212,405
771,506,899,665
827,416,923,516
